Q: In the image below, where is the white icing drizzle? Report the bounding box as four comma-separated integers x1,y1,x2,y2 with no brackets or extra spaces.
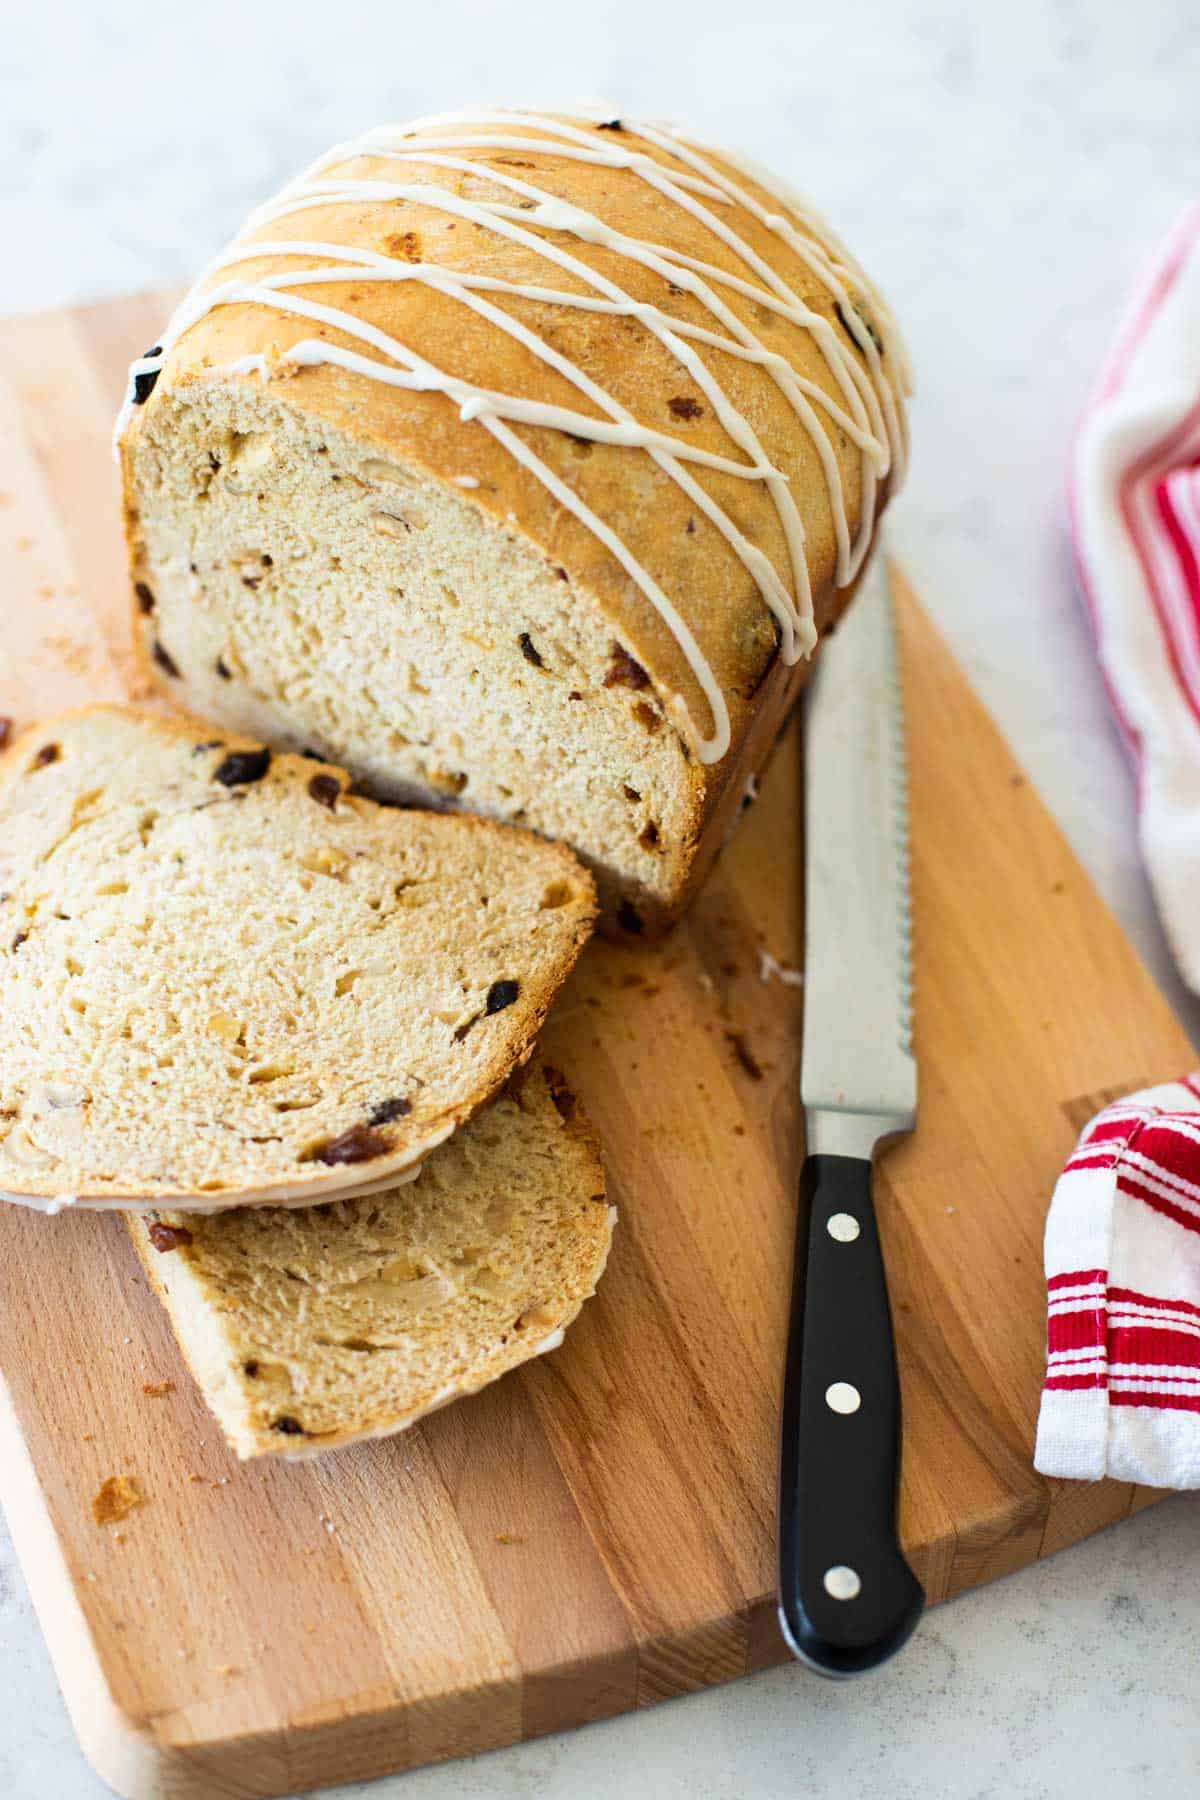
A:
226,352,270,380
341,119,900,569
117,111,907,764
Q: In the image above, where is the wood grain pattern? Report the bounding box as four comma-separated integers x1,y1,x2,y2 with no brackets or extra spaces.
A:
0,294,1192,1800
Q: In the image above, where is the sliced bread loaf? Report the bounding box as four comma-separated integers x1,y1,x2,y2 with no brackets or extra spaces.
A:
119,109,909,934
0,708,594,1210
128,1062,613,1458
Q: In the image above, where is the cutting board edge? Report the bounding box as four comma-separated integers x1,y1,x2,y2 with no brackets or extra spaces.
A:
0,1439,755,1800
0,1372,175,1800
3,1404,1157,1800
0,1366,507,1800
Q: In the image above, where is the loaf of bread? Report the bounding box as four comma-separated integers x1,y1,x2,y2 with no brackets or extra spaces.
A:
119,108,909,933
128,1062,613,1458
0,707,594,1210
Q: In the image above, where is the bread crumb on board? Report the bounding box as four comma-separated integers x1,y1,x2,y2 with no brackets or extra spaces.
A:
92,1473,145,1526
758,947,804,988
142,1380,176,1398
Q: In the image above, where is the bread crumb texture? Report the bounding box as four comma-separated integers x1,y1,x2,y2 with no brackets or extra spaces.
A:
129,397,695,927
0,707,595,1205
130,1062,614,1458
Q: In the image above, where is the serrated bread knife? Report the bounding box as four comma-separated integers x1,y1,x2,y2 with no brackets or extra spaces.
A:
778,552,925,1676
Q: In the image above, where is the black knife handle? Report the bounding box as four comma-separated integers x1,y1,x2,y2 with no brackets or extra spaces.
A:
777,1152,924,1676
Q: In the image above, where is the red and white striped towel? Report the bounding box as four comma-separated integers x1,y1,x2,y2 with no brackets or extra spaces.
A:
1038,212,1200,1487
1036,1077,1200,1485
1069,202,1200,989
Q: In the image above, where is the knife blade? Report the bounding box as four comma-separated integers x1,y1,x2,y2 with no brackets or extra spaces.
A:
777,550,925,1677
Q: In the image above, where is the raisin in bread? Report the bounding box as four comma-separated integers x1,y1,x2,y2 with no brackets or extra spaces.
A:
129,1062,613,1458
0,707,594,1210
119,108,909,935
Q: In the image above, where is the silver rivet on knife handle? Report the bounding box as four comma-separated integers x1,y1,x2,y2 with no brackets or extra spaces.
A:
823,1566,863,1602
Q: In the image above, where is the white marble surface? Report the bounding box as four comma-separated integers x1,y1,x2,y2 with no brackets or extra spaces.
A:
3,0,1200,1793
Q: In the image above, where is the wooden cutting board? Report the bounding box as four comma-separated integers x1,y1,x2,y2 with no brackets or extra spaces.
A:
0,292,1190,1800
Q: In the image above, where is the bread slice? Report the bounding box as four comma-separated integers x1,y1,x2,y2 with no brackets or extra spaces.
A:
0,707,594,1210
119,110,908,935
128,1062,613,1458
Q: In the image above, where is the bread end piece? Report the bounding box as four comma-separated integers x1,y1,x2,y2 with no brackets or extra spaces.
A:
126,1062,613,1458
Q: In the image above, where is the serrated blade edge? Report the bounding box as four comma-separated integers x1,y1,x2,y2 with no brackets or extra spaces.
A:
800,552,916,1157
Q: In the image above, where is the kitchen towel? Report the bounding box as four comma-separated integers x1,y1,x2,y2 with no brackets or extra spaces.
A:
1042,210,1200,1487
1069,202,1200,991
1035,1076,1200,1486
